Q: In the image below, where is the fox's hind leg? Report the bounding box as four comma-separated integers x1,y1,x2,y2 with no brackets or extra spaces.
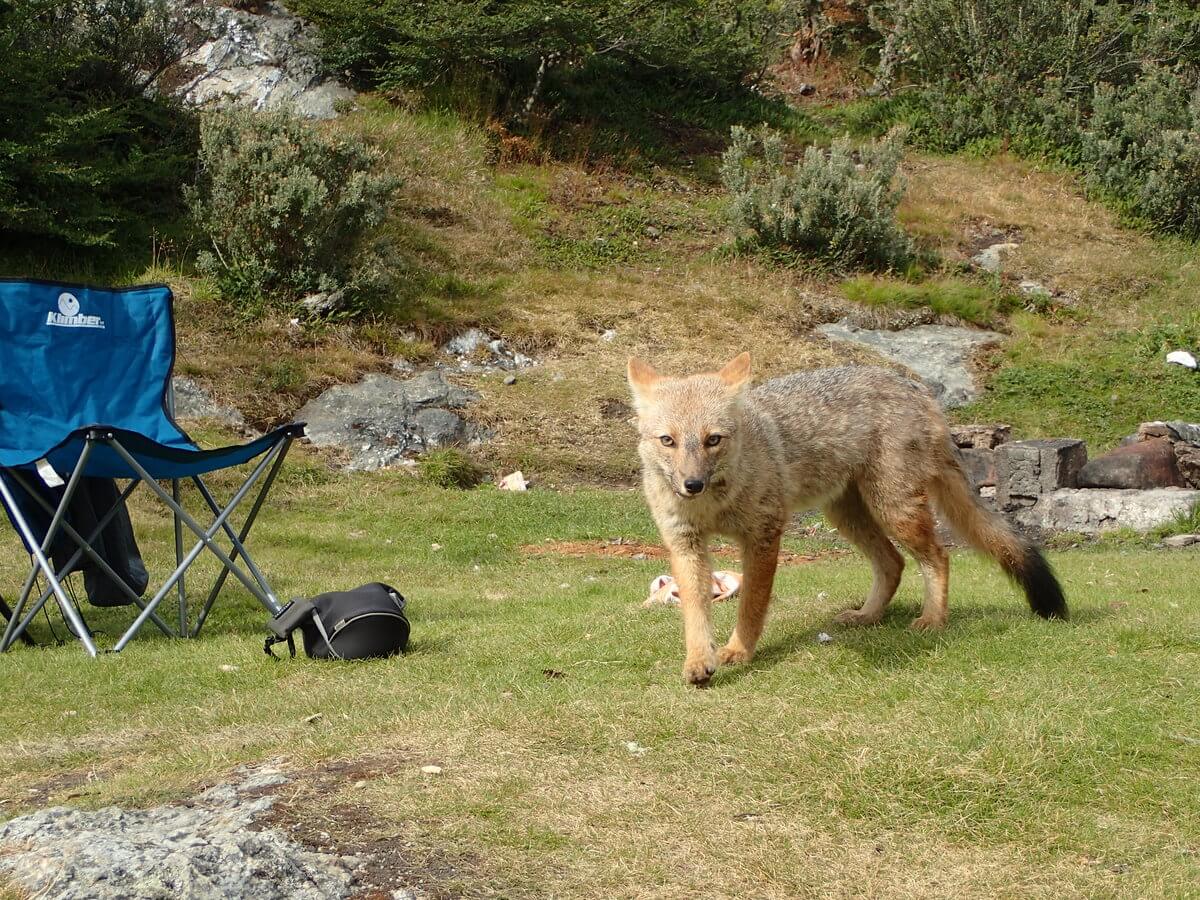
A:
873,492,950,630
827,485,905,626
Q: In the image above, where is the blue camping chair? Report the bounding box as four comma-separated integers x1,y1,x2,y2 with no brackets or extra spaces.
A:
0,279,304,655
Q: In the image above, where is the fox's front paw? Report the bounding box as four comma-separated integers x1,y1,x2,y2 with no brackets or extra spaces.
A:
909,614,947,631
717,642,753,666
834,607,882,627
682,649,718,686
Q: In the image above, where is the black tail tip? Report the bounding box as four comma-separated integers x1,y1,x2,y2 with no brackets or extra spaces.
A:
1020,546,1068,620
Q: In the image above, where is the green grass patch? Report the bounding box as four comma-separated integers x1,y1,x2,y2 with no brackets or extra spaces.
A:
841,274,1020,326
961,319,1200,450
418,448,487,489
1,475,1199,896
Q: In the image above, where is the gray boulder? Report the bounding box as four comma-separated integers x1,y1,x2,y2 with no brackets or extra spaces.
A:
297,371,485,471
1077,438,1185,490
817,320,1004,408
158,1,355,119
171,377,249,431
1011,488,1200,536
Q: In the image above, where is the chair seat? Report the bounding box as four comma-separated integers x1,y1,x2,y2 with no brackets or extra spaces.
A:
2,424,305,481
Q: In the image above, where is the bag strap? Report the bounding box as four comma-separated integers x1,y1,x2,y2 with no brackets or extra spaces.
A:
263,609,343,661
263,631,296,659
309,610,344,661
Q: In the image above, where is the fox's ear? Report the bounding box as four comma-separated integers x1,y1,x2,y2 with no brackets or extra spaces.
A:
627,357,661,402
718,352,752,392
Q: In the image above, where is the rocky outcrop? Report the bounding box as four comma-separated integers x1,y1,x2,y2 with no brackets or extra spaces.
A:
0,762,355,899
158,1,354,119
817,321,1003,408
297,371,487,471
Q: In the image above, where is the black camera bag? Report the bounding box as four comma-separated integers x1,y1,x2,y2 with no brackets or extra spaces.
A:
265,582,409,660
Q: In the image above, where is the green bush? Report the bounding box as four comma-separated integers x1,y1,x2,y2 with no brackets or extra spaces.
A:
1081,68,1200,235
720,125,913,271
861,0,1200,236
0,0,197,249
185,109,401,309
292,0,805,155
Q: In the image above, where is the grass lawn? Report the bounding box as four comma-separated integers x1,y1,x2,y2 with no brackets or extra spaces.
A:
2,469,1198,898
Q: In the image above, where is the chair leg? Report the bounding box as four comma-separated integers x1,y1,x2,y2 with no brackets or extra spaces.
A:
0,463,98,657
0,594,35,646
106,437,288,652
173,478,187,637
3,473,175,641
190,435,293,636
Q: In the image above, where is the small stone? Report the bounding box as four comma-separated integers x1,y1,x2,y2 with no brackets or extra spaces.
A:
503,374,517,385
957,447,996,487
797,82,817,96
1163,534,1200,548
644,226,662,239
816,632,834,644
624,741,648,756
498,471,528,491
420,765,442,775
299,289,346,316
219,664,239,672
430,543,443,551
1167,350,1198,370
972,241,1020,273
951,424,1011,449
601,329,618,342
1018,280,1051,298
303,713,323,724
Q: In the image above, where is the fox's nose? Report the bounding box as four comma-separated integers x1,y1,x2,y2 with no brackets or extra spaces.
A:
683,478,705,495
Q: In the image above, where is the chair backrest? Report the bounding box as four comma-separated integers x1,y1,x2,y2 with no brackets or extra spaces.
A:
0,279,191,468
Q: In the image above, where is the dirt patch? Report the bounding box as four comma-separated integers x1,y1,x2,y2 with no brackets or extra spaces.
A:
597,398,633,421
521,538,847,566
256,755,494,900
7,765,107,811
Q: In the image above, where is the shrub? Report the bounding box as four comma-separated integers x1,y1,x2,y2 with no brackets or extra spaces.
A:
1081,68,1200,235
861,0,1200,236
185,109,401,308
0,0,197,249
292,0,805,155
720,125,913,271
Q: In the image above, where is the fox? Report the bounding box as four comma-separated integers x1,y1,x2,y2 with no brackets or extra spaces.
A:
627,352,1067,686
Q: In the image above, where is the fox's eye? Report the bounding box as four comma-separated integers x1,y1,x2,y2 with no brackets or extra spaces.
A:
705,434,722,447
659,435,675,447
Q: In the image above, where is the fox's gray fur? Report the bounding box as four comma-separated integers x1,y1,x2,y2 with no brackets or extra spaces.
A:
628,353,1067,685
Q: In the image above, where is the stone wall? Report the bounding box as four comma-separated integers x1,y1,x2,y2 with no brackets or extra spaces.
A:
951,423,1200,537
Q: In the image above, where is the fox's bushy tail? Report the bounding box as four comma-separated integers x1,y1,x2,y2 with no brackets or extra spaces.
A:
931,452,1068,620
